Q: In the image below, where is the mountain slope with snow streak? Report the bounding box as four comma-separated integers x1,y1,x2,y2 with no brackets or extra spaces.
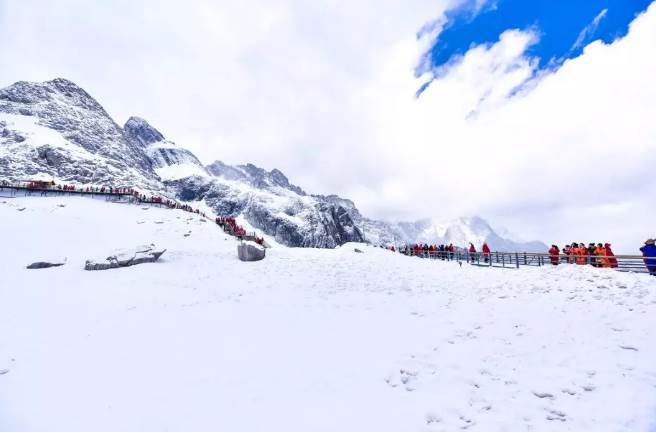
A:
0,195,654,431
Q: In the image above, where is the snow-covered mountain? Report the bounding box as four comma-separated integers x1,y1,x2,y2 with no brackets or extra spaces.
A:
0,78,159,189
169,171,363,248
0,78,546,251
124,116,208,181
391,217,547,252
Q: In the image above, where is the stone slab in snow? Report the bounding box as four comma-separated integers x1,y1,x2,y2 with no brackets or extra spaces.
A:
85,244,166,271
26,260,65,269
237,241,265,262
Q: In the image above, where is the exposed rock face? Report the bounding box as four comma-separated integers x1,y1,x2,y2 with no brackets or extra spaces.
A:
123,116,165,146
168,174,364,248
85,244,166,270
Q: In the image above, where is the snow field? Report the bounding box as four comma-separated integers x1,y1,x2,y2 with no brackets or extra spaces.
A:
0,196,655,430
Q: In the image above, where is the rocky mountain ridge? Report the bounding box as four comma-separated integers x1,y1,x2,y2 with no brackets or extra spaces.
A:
0,78,546,251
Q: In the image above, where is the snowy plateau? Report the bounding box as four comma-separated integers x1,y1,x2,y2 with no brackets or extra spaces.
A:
0,196,655,431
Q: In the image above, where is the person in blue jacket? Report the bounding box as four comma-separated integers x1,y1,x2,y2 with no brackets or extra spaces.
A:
639,239,656,275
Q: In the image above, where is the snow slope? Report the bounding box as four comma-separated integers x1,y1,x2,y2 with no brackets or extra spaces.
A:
1,196,655,431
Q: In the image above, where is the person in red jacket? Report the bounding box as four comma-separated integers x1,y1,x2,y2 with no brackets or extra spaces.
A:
469,243,476,262
605,243,618,268
482,242,490,263
549,244,560,265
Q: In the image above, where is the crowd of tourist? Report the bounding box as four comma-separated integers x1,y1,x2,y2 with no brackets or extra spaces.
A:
548,243,618,267
399,243,457,259
393,239,656,275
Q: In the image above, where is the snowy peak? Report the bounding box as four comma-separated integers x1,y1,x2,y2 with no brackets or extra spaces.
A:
0,78,107,115
403,216,546,252
124,116,165,147
206,161,306,195
123,116,208,181
0,78,158,187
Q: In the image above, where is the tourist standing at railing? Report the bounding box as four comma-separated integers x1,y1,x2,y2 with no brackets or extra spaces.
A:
569,243,577,263
587,243,598,266
573,243,582,265
563,245,571,263
482,242,490,263
639,239,656,276
469,243,476,261
595,243,608,267
549,245,560,265
605,243,618,268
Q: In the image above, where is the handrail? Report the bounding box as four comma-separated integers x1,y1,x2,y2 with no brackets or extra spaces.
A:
400,249,656,274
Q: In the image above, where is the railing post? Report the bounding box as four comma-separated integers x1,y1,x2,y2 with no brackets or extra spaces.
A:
515,253,519,268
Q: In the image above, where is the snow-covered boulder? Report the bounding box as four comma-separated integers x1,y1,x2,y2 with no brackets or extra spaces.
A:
85,244,166,270
237,241,265,262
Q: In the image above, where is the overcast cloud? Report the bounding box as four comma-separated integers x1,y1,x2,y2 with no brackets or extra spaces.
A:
0,0,654,253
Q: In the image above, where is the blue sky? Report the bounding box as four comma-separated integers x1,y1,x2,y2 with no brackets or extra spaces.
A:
426,0,652,74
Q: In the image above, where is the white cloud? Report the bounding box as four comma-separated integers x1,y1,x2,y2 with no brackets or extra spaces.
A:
0,0,654,253
572,8,609,50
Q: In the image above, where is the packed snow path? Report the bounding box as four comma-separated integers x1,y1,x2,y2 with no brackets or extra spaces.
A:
1,197,655,431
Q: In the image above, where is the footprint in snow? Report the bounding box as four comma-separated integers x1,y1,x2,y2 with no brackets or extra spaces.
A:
619,345,638,351
0,369,9,375
546,409,567,422
425,413,441,425
532,391,554,399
